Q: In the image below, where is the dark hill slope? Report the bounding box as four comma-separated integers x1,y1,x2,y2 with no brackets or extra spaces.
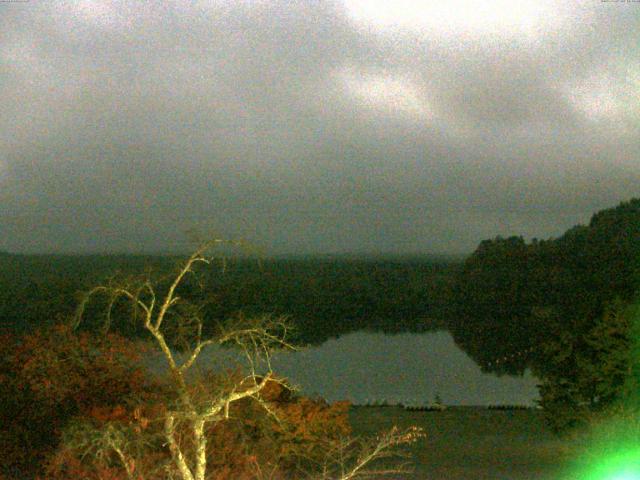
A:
450,198,640,375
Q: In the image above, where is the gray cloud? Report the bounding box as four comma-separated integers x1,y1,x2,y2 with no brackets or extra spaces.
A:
1,0,639,254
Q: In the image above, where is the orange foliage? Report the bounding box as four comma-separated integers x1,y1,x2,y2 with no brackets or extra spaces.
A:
2,325,354,480
43,376,353,480
0,324,152,479
202,378,352,478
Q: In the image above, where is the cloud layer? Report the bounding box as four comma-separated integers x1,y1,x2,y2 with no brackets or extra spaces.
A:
1,0,639,254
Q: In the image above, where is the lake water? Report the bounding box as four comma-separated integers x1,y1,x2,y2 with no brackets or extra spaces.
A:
148,330,540,406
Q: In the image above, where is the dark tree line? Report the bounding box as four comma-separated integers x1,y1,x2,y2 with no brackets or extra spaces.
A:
450,198,640,430
0,253,461,346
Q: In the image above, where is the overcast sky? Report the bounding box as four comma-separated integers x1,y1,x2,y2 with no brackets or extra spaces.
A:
1,0,639,255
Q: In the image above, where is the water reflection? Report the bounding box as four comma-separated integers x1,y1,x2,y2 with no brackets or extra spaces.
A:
271,331,539,406
148,330,540,406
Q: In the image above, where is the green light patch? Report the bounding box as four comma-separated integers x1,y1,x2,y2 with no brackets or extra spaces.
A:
573,447,640,480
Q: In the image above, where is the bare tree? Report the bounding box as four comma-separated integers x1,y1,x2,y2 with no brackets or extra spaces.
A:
293,425,424,480
73,239,423,480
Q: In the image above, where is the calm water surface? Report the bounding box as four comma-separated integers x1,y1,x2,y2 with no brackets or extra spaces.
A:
149,330,540,406
271,330,539,406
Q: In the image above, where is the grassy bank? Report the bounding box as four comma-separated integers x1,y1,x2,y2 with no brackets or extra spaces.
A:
348,406,573,479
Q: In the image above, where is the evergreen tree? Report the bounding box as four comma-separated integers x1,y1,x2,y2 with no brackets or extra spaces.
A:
535,298,636,432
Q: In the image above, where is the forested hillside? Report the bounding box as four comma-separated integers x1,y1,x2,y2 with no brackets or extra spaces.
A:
0,253,460,345
451,197,640,374
450,197,640,430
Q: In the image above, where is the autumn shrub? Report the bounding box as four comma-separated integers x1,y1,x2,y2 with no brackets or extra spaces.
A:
201,377,352,479
1,325,409,479
41,372,354,480
0,326,339,479
0,323,151,479
41,401,170,480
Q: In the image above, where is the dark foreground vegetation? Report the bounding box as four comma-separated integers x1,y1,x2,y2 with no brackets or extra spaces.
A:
1,321,422,479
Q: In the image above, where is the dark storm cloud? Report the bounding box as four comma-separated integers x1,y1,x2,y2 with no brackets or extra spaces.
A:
1,0,639,254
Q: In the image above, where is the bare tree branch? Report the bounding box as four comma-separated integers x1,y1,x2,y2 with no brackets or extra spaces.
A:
71,239,422,480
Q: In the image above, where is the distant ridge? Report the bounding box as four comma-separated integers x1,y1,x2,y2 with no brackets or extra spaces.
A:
269,252,468,262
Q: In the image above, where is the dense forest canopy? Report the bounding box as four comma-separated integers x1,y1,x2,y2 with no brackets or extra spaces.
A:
451,197,640,376
0,253,461,346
